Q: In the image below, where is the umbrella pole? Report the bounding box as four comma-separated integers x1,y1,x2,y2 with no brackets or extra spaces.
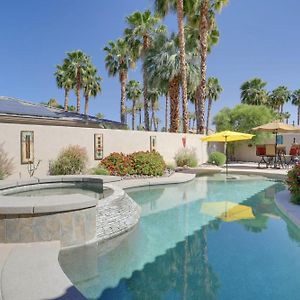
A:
275,131,278,168
225,137,228,176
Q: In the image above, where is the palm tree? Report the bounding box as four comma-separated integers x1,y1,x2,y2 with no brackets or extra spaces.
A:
292,89,300,125
135,100,144,127
126,80,142,130
154,0,189,133
240,78,268,105
82,65,102,115
148,88,160,131
55,64,75,111
95,112,105,119
193,0,228,134
144,32,200,132
268,86,290,113
63,50,90,113
205,77,222,134
125,10,163,131
104,39,136,123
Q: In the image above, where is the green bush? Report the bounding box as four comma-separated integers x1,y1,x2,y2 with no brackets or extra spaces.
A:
174,148,198,168
129,151,166,176
0,143,13,180
208,151,226,166
91,166,110,176
100,151,166,176
287,164,300,204
100,152,133,176
50,145,88,175
166,162,176,171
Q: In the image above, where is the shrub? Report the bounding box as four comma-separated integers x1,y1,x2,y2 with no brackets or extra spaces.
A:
129,151,166,176
208,151,226,166
100,151,166,176
286,164,300,204
100,152,133,176
91,166,110,176
166,162,176,171
50,145,88,175
174,148,198,168
0,143,13,180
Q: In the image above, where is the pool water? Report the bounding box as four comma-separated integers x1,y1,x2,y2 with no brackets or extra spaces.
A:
59,176,300,300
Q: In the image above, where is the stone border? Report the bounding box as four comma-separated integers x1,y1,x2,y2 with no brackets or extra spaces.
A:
275,190,300,229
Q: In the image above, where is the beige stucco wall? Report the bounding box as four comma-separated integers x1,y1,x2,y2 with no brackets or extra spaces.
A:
234,133,300,162
0,123,216,179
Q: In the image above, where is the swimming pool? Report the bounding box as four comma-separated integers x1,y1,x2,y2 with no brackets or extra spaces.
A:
60,175,300,300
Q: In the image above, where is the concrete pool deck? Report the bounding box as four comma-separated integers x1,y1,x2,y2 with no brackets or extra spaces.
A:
0,168,294,300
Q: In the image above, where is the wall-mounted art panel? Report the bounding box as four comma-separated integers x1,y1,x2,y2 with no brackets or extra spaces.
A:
21,131,34,164
94,134,103,160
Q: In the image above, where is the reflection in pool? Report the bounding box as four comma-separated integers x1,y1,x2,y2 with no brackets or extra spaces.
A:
59,176,300,300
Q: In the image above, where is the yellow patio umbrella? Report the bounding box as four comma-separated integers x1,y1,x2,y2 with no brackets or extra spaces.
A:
201,131,255,175
201,201,255,222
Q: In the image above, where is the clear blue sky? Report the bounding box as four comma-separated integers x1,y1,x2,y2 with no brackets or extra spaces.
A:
0,0,299,125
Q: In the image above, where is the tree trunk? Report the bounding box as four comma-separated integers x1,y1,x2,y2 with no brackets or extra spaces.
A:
84,94,89,115
132,100,136,130
197,0,209,134
298,105,300,125
206,98,212,135
64,89,69,111
169,77,180,133
165,93,169,132
143,35,150,131
139,108,142,126
76,67,81,113
280,104,283,114
177,0,189,134
119,71,127,124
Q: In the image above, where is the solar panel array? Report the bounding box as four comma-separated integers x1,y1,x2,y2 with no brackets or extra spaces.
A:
0,96,125,128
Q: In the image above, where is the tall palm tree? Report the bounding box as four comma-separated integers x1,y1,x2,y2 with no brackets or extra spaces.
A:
205,77,222,134
125,10,164,131
144,33,200,132
126,80,142,130
82,65,102,115
135,100,144,127
292,89,300,125
187,0,228,133
55,64,74,111
268,86,290,113
63,50,90,113
154,0,189,133
240,78,268,105
104,39,136,123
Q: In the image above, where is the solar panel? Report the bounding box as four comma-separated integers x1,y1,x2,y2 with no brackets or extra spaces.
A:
0,97,58,118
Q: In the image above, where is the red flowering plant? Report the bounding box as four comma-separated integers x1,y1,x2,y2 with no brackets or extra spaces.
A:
286,162,300,204
100,152,133,176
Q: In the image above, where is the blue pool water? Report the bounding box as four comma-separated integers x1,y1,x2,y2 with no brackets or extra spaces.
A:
59,175,300,300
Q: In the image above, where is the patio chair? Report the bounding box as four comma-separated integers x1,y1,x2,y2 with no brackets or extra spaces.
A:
256,145,268,168
288,145,300,166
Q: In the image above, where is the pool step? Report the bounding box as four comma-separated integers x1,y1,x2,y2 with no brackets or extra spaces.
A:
95,192,141,242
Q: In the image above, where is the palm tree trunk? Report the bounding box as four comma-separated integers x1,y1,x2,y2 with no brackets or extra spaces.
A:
84,94,89,115
280,104,283,114
169,77,180,133
165,93,169,132
177,0,189,134
76,68,81,113
298,105,300,125
120,71,127,124
197,0,209,134
143,35,150,131
132,100,136,130
206,98,212,135
64,89,69,112
139,108,142,126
